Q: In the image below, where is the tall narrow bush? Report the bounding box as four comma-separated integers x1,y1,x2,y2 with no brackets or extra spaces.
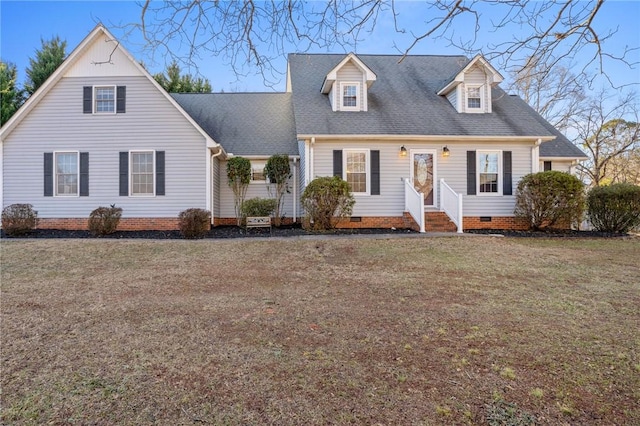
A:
226,157,252,226
587,183,640,233
264,154,291,226
514,171,585,230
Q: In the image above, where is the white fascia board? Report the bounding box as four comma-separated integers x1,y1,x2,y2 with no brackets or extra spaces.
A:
437,54,504,96
298,134,556,142
539,155,589,161
321,53,377,94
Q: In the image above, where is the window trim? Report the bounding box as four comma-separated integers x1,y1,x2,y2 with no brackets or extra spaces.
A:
93,85,117,114
343,148,370,195
340,81,361,111
477,150,502,196
466,85,483,112
54,151,80,197
129,150,156,197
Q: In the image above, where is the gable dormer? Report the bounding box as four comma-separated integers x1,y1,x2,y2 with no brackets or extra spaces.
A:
321,53,376,112
437,54,503,114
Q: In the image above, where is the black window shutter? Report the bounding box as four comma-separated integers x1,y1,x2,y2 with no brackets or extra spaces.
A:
119,152,129,196
333,150,343,177
156,151,165,196
544,161,552,171
44,153,53,196
503,151,513,196
83,86,92,113
371,150,380,195
116,86,126,113
79,152,89,196
467,151,476,195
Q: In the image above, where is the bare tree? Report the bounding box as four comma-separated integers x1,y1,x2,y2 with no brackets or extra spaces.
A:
572,91,639,186
511,59,587,132
130,0,637,87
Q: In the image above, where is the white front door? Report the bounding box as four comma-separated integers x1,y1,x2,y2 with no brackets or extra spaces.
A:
410,150,436,206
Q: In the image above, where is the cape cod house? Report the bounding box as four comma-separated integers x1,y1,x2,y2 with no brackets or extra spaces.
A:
0,25,587,232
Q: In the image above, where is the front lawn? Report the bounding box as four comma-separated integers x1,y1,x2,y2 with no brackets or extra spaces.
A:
2,236,638,424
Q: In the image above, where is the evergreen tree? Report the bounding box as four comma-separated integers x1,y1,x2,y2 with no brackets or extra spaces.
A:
24,36,67,96
1,60,24,126
153,61,211,93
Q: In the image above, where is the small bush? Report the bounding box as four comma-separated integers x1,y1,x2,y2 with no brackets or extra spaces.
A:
178,208,211,239
514,171,585,230
241,197,277,220
301,176,355,230
88,204,122,236
1,204,38,236
587,183,640,233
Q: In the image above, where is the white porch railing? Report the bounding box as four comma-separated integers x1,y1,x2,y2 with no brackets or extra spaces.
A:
439,178,463,233
404,178,425,233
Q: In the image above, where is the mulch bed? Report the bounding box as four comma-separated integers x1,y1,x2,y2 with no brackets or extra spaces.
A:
1,225,630,239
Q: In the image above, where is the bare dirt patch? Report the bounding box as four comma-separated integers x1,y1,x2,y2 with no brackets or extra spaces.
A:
2,237,639,425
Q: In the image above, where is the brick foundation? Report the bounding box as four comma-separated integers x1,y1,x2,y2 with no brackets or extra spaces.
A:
37,218,180,231
463,216,530,230
33,215,535,232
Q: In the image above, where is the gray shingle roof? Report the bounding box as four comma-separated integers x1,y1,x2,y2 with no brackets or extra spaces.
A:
288,54,586,158
171,93,298,156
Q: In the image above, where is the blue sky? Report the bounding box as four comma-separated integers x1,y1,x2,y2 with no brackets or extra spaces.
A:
1,0,639,93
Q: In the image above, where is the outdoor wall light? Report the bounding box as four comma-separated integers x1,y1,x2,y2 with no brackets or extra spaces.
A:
442,146,450,157
400,145,407,157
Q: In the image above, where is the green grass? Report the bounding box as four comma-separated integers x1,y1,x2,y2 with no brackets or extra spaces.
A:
2,236,639,425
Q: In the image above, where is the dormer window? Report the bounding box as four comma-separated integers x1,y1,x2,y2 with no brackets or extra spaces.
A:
321,53,376,112
467,86,482,110
341,82,360,111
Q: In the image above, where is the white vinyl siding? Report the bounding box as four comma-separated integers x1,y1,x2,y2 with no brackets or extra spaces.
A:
55,151,79,196
2,75,207,218
463,66,490,113
310,141,531,217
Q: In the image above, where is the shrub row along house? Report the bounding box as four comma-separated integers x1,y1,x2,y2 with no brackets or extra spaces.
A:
0,25,587,232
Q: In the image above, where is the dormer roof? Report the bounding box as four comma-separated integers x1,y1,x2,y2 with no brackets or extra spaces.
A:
320,53,377,94
437,54,504,96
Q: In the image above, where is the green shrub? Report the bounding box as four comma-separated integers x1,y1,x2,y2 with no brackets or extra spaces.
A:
241,197,277,220
1,204,38,236
88,204,122,236
178,208,211,239
587,183,640,233
301,176,355,230
514,171,585,230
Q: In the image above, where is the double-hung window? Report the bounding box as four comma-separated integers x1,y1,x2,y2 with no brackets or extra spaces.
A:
344,149,369,194
130,151,155,196
340,82,360,111
467,86,482,110
477,151,501,194
94,86,116,113
55,152,79,196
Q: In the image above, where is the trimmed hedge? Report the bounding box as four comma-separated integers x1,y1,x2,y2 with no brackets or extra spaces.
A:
587,183,640,233
514,171,585,230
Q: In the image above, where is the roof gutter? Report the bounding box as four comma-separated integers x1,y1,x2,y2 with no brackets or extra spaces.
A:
298,134,556,142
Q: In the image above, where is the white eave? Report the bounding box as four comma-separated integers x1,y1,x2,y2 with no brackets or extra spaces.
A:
437,54,504,96
298,134,555,143
320,52,377,94
0,24,220,152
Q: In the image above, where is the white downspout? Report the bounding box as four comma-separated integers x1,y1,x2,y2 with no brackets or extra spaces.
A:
532,138,542,173
292,158,298,222
210,147,223,225
309,137,315,184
